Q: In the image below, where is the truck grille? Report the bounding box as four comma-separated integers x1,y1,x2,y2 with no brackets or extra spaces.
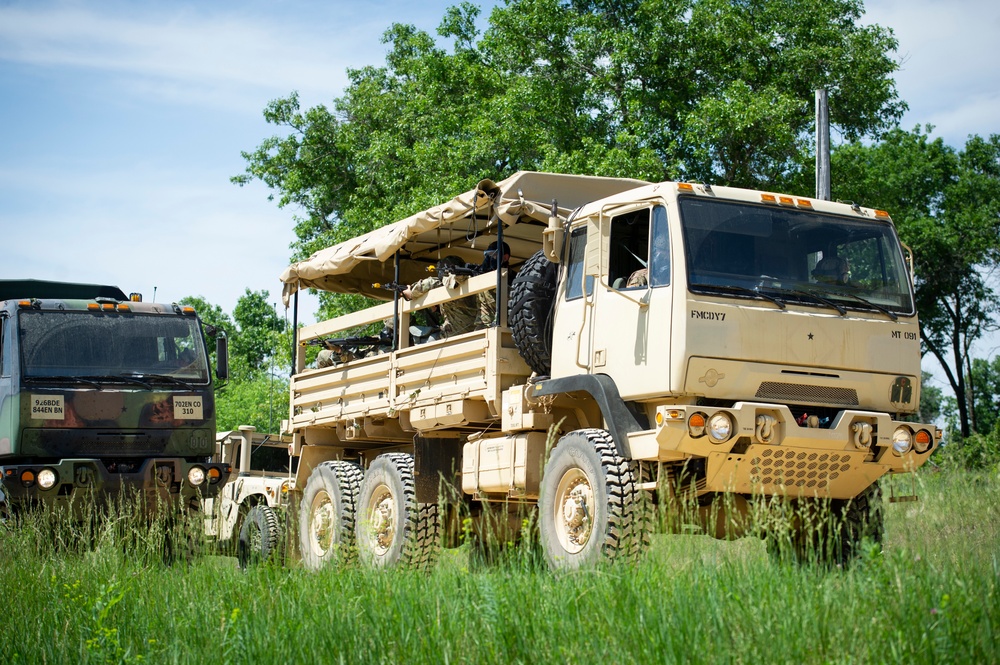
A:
755,381,858,406
751,449,855,490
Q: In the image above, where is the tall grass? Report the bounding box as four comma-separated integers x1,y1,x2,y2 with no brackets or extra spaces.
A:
2,470,998,664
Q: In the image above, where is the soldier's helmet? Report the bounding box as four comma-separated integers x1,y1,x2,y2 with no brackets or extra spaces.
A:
481,241,511,271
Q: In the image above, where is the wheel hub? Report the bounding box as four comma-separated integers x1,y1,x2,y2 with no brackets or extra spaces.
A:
554,472,594,554
367,485,395,556
309,490,334,556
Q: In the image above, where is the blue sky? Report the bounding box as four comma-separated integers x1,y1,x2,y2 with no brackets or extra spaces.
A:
1,0,998,369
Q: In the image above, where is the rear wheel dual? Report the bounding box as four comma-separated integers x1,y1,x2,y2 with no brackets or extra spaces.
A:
356,453,440,570
299,461,364,570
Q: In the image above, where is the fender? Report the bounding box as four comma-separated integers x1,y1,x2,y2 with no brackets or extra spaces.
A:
531,374,649,457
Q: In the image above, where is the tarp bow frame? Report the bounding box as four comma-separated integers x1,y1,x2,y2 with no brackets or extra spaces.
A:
279,171,650,305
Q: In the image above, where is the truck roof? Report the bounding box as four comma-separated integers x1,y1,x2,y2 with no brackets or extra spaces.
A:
0,279,128,303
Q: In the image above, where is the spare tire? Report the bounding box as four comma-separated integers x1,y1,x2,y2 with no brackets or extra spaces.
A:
509,250,559,375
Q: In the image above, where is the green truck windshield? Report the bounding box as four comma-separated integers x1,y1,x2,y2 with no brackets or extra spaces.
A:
17,311,210,384
678,197,914,315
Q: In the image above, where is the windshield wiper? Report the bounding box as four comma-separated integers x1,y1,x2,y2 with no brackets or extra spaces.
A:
763,287,848,316
692,284,786,309
834,292,899,321
26,375,103,389
121,372,195,390
109,373,154,389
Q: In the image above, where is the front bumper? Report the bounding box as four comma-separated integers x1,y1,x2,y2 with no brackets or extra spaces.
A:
643,402,939,499
1,457,232,510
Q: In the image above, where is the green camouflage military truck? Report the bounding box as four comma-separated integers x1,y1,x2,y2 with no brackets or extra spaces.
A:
0,279,230,517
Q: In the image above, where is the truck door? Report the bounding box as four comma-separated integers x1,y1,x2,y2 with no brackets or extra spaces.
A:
550,226,595,377
0,313,13,455
590,204,673,399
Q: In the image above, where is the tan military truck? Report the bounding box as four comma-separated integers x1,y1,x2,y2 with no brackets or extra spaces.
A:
203,426,295,568
278,171,939,570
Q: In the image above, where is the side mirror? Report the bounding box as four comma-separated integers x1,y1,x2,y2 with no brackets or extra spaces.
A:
215,335,229,381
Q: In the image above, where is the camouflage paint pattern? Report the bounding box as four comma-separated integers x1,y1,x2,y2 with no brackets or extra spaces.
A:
0,291,229,511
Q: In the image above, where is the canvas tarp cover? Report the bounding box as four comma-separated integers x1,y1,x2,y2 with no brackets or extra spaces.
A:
279,171,648,304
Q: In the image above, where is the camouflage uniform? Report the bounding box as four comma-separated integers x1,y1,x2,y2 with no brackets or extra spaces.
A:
409,275,478,337
477,290,497,329
316,347,355,367
626,268,648,288
475,241,512,329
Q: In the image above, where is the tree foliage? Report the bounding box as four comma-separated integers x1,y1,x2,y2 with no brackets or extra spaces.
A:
233,0,905,263
183,291,291,433
832,127,1000,437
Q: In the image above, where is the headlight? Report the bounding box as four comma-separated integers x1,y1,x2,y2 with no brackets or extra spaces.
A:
38,468,58,490
207,467,222,484
891,427,913,456
914,429,933,454
708,412,734,443
187,466,206,486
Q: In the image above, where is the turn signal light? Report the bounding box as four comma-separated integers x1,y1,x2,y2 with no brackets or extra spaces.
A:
914,429,933,453
688,412,707,438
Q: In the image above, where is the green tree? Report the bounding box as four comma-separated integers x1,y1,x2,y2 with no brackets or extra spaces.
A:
231,289,288,379
180,293,292,433
179,295,235,371
968,356,1000,436
233,0,905,264
832,127,1000,437
915,371,943,425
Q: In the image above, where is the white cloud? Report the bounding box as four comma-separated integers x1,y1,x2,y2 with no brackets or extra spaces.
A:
0,1,397,112
865,0,1000,145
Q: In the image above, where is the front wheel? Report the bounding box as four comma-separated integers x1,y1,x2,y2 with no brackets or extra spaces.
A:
538,429,648,570
356,453,440,570
238,504,281,569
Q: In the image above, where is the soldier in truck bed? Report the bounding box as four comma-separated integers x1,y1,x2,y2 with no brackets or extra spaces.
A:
476,240,512,329
402,255,478,337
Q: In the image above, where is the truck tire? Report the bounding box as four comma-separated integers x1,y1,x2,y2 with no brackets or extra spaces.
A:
356,453,440,570
767,481,884,565
538,429,648,570
509,249,558,375
238,504,281,570
835,481,885,561
299,461,364,571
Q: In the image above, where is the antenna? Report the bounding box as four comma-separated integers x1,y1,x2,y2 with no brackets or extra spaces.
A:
269,301,276,434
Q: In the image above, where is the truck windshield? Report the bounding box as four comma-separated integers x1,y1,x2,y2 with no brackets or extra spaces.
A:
18,311,210,384
678,197,914,315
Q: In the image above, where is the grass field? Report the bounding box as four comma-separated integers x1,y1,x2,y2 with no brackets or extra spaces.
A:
2,469,998,664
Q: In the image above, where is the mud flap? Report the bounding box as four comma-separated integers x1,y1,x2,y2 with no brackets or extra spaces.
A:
413,436,464,503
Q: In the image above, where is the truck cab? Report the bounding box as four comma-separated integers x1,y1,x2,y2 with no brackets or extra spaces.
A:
0,279,230,515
